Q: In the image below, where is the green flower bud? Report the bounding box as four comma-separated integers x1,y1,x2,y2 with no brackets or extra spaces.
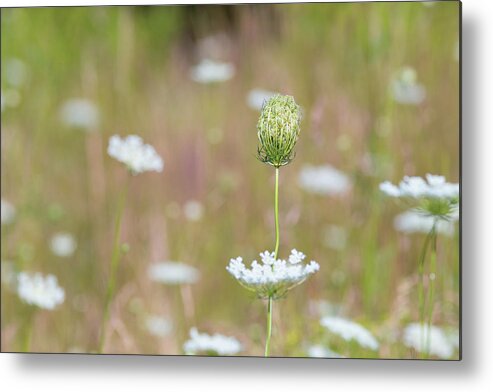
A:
256,94,302,168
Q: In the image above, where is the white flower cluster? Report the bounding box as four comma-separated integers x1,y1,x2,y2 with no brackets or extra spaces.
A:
320,316,379,351
107,135,163,174
298,164,351,196
226,249,319,299
1,199,16,225
50,232,77,257
17,272,65,310
148,261,200,285
394,210,456,236
403,323,455,359
380,174,459,200
189,59,235,84
391,66,426,105
183,328,242,356
59,98,99,130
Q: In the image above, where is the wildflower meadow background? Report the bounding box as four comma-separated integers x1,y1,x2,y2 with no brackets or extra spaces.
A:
1,2,460,359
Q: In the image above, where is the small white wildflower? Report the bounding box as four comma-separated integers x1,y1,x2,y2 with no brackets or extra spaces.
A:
391,66,426,105
1,199,16,225
189,59,235,84
298,164,351,196
183,327,242,355
394,210,456,236
145,315,173,338
59,98,99,130
148,261,200,285
107,135,163,174
183,200,204,222
246,88,277,110
307,344,342,358
380,174,459,220
226,249,319,299
403,323,455,359
50,232,77,257
320,316,379,350
17,272,65,310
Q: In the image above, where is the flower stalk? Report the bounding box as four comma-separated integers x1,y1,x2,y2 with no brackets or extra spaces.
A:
98,180,128,353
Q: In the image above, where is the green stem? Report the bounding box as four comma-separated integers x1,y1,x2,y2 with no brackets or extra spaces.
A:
22,309,34,352
417,225,434,357
265,296,273,357
98,181,128,353
274,167,280,260
425,223,438,357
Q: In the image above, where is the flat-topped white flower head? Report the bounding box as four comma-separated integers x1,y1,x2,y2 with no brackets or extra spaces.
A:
183,200,204,222
144,315,172,338
17,272,65,310
59,98,99,130
226,249,319,299
108,135,163,174
391,66,426,105
148,261,200,285
50,232,77,257
183,328,242,356
189,59,235,84
298,164,351,196
403,323,455,359
320,316,379,351
394,210,456,236
380,174,459,220
1,199,16,225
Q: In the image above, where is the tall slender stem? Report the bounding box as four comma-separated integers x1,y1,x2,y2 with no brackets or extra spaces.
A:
265,296,273,357
264,167,280,357
22,309,34,352
425,223,438,357
274,167,280,259
417,226,434,357
98,180,128,353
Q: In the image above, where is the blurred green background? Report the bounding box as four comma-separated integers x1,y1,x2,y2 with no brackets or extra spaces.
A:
1,2,459,358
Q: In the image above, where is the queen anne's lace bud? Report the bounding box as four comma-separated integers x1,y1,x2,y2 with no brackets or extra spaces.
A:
226,249,319,300
257,94,302,168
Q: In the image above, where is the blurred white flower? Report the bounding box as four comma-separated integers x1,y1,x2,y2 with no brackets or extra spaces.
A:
4,58,28,87
183,200,204,222
246,89,277,110
394,210,456,236
403,323,455,359
320,316,379,350
145,315,173,338
183,327,242,355
50,232,77,257
226,249,319,299
391,66,426,105
1,199,16,225
107,135,163,174
380,174,459,200
59,98,99,130
17,272,65,310
189,59,235,84
298,164,351,196
307,344,342,358
148,261,200,285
